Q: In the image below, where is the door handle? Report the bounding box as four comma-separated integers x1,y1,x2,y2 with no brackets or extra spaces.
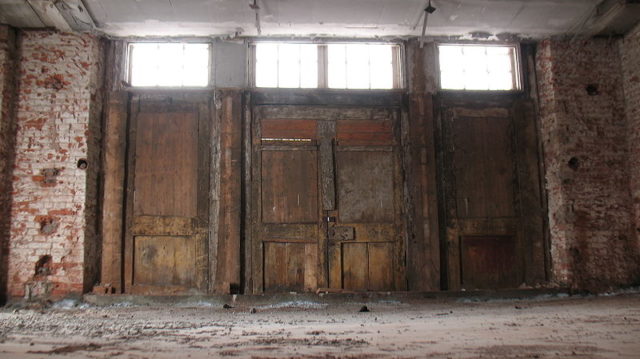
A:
324,216,337,223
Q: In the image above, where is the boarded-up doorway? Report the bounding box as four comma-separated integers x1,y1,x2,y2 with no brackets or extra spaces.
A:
437,97,546,290
250,105,406,293
123,94,212,295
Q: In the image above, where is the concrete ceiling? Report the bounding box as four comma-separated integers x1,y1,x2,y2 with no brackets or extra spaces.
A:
0,0,636,39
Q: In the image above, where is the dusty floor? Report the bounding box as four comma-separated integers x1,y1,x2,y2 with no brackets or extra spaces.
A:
0,293,639,359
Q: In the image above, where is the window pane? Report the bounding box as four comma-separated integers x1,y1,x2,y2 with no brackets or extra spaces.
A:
278,44,301,88
300,44,318,88
346,44,370,89
328,44,347,89
439,44,518,91
256,43,278,87
369,45,393,89
256,43,318,88
130,44,157,86
129,43,209,87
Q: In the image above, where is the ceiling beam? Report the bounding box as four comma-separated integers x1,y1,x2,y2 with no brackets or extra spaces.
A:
25,0,72,31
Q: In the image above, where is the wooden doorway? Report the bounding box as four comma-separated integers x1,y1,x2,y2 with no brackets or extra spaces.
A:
123,94,212,295
250,105,406,293
437,96,546,290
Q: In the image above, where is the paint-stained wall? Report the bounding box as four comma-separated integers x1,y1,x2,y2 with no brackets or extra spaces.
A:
536,38,640,290
7,31,103,299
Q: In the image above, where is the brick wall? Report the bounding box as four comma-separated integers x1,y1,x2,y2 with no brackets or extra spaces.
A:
621,23,640,285
7,30,103,299
536,38,640,290
0,26,18,303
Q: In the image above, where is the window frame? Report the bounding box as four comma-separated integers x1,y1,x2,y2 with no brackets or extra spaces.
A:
249,40,404,90
124,39,214,89
436,42,523,93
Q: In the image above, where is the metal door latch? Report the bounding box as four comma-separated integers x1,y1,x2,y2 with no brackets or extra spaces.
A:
324,216,336,223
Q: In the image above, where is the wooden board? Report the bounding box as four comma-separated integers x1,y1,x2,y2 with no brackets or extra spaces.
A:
342,242,368,291
133,236,197,287
337,120,394,146
133,112,198,217
261,150,319,224
460,236,518,289
264,242,306,292
336,151,394,223
452,117,515,218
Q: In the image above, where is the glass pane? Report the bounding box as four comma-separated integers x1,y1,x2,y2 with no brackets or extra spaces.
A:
130,43,209,87
370,45,393,89
488,71,513,90
328,44,347,89
441,71,465,90
438,46,463,73
183,44,209,86
346,44,370,89
299,44,318,88
130,43,158,86
278,44,301,88
156,43,184,86
256,43,278,88
439,44,517,91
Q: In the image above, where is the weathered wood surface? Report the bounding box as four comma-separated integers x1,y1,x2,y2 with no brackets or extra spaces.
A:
250,104,405,293
215,91,243,294
123,94,211,295
437,96,545,290
98,92,128,294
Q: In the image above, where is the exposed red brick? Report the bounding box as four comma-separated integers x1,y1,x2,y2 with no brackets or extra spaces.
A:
536,37,640,290
7,30,103,300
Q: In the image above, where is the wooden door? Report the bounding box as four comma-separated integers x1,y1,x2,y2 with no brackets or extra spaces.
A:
124,95,211,294
438,98,546,290
251,106,405,293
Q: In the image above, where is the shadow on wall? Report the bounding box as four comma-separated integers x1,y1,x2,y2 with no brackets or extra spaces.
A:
0,26,19,305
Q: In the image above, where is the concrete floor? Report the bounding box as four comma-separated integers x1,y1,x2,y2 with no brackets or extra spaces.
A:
0,292,639,358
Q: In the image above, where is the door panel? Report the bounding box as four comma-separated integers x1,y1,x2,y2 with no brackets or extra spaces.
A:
460,235,518,289
261,150,318,224
133,236,197,287
125,95,211,295
336,151,394,223
133,113,198,217
452,117,515,218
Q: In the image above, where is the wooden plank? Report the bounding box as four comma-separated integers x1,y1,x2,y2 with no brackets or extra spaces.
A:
262,119,318,139
99,91,128,294
216,91,243,293
262,224,318,240
336,151,394,223
259,106,393,121
368,242,394,291
261,150,319,224
132,216,194,236
251,91,403,107
328,243,341,288
342,242,368,290
452,116,515,218
209,94,221,294
319,121,336,210
513,100,547,284
133,111,198,217
337,120,394,146
263,242,306,292
133,236,197,287
304,243,318,291
460,235,519,289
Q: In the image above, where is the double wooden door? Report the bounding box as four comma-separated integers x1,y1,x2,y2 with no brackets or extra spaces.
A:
124,94,212,294
251,106,406,293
